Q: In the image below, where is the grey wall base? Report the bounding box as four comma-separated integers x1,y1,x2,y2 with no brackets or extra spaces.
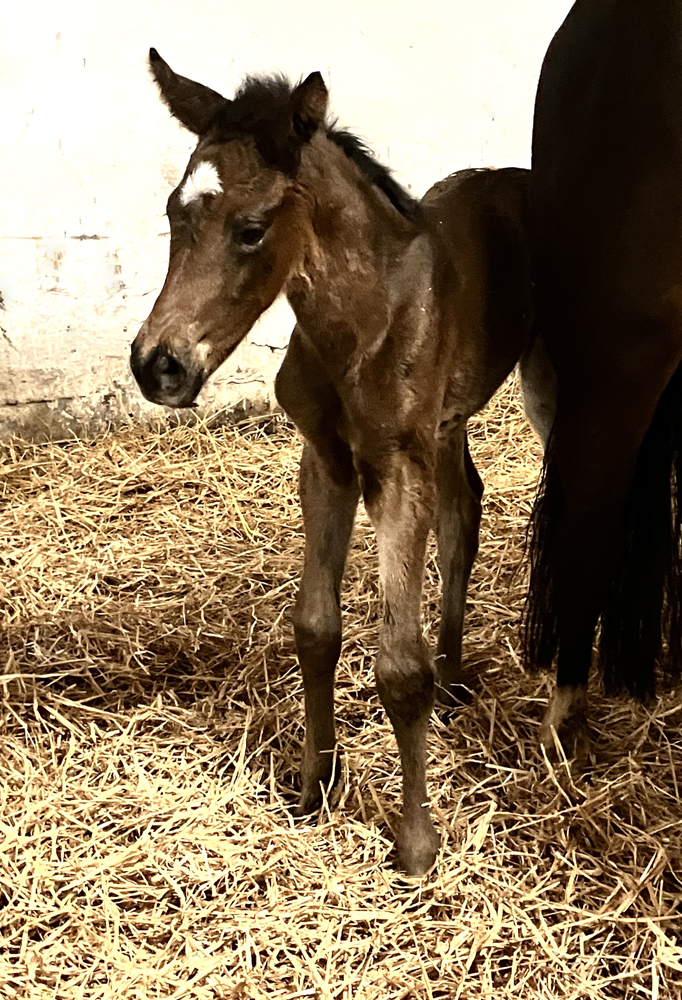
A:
0,378,278,444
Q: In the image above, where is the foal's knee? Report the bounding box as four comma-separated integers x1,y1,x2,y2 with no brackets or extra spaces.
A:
375,637,434,724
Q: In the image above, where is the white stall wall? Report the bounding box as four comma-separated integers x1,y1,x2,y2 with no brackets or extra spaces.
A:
0,0,573,439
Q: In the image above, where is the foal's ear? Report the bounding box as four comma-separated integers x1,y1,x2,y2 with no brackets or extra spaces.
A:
149,48,230,136
290,72,329,140
257,72,328,173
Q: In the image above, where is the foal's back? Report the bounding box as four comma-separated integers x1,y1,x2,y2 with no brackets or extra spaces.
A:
422,167,533,419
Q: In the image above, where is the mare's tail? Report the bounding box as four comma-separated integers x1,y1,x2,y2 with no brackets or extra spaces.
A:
524,361,682,697
523,435,563,674
600,361,682,697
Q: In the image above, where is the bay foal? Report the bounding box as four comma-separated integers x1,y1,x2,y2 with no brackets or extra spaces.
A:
131,51,533,873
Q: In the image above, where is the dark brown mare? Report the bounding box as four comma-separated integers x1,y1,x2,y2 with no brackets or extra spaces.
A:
526,0,682,759
131,50,536,874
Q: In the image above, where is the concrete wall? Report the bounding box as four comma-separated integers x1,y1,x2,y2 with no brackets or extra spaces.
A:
0,0,573,440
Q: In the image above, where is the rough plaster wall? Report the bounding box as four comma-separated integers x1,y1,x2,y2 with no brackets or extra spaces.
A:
0,0,573,440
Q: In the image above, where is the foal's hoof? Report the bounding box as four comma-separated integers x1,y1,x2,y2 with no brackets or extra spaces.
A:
292,755,339,818
434,679,473,709
397,820,440,876
291,787,323,819
434,659,473,709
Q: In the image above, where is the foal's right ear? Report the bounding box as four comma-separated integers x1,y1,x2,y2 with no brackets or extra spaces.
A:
149,48,230,136
290,72,329,140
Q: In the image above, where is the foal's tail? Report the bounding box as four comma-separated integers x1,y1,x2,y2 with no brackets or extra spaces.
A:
524,360,682,698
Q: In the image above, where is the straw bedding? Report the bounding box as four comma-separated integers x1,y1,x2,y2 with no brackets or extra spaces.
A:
0,376,681,999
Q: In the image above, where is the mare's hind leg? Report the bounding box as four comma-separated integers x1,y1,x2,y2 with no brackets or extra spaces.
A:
434,420,483,706
293,443,359,813
534,386,669,765
540,675,590,764
536,449,620,765
539,562,595,764
363,450,439,875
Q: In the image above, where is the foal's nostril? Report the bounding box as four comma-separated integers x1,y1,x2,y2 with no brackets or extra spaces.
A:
153,350,185,380
131,342,202,406
153,352,183,378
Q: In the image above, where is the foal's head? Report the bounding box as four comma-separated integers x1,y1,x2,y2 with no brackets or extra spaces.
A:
131,50,330,407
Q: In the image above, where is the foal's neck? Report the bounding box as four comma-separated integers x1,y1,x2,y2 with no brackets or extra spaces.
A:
286,134,423,357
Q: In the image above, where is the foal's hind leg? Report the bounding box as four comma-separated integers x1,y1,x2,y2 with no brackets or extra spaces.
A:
519,334,557,448
363,452,439,875
293,443,360,815
434,421,483,706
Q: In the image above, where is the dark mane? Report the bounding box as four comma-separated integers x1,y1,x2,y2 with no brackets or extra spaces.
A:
327,127,423,226
210,75,422,226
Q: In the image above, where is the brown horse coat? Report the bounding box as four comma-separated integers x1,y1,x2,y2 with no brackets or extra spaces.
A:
131,52,534,873
527,0,682,758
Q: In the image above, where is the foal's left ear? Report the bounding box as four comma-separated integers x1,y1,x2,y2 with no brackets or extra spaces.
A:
149,48,230,135
290,72,329,141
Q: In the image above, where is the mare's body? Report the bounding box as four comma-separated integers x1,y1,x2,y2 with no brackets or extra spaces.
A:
526,0,682,754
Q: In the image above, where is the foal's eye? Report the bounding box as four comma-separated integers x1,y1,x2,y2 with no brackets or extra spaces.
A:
233,221,268,253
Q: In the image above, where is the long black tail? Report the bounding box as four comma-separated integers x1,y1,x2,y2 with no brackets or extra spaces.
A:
524,361,682,698
600,362,682,697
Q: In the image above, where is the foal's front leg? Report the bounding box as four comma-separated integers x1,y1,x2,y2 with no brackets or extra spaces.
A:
293,443,360,815
364,454,439,875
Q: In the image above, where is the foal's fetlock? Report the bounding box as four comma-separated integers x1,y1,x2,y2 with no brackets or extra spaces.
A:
375,639,437,874
398,814,440,876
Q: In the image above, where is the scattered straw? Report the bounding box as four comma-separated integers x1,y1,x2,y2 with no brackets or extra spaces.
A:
0,375,680,999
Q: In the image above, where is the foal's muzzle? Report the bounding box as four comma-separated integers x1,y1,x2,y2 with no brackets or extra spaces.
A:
130,343,204,408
